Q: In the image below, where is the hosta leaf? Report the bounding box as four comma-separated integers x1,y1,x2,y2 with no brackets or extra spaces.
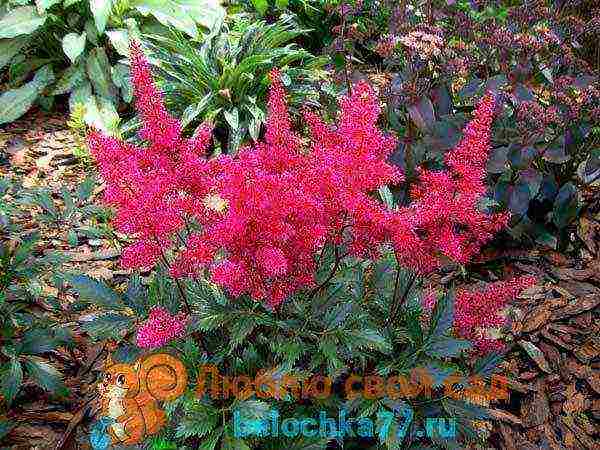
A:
134,0,198,38
106,29,129,56
24,357,66,394
0,64,54,124
69,79,92,111
0,37,29,71
50,63,87,95
0,6,47,39
111,63,132,102
86,47,117,101
176,0,226,30
90,0,112,34
80,313,134,340
62,32,86,64
36,0,62,13
0,359,23,405
65,274,123,309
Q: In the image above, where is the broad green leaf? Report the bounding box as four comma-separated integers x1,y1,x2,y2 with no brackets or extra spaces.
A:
20,329,58,355
82,95,120,134
51,64,86,96
66,274,123,309
125,275,147,315
175,0,226,30
0,359,23,405
24,357,66,394
36,0,62,13
63,0,82,6
86,47,116,101
134,0,198,38
552,182,580,229
106,29,129,56
0,37,29,71
251,0,269,15
111,63,132,102
69,79,92,111
80,313,134,340
0,64,53,124
0,6,47,39
90,0,112,34
62,32,86,63
275,0,289,7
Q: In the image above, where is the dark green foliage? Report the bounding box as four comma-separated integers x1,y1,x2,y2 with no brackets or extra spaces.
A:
145,14,328,153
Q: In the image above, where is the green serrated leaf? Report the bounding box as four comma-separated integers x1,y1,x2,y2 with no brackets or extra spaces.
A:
24,357,66,395
66,274,123,309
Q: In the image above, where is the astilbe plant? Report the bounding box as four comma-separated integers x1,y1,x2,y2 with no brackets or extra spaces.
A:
88,41,530,349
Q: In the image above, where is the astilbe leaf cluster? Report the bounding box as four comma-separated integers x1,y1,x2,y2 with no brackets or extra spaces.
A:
88,42,524,347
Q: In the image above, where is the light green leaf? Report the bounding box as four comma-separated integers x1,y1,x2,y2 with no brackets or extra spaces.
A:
111,63,132,102
62,32,86,63
90,0,112,34
0,6,46,39
106,28,129,56
82,95,120,134
134,0,198,38
223,108,239,131
251,0,268,15
275,0,289,7
0,64,54,124
69,79,92,111
36,0,62,13
0,37,29,71
175,0,226,30
63,0,82,6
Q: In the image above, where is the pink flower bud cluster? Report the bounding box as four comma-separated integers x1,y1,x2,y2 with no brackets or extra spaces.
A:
453,276,536,354
88,42,511,308
136,307,187,349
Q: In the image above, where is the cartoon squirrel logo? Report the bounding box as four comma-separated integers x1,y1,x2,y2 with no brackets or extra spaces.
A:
98,353,188,446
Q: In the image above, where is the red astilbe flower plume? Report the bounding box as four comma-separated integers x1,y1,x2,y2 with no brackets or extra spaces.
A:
88,42,512,309
388,93,509,272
